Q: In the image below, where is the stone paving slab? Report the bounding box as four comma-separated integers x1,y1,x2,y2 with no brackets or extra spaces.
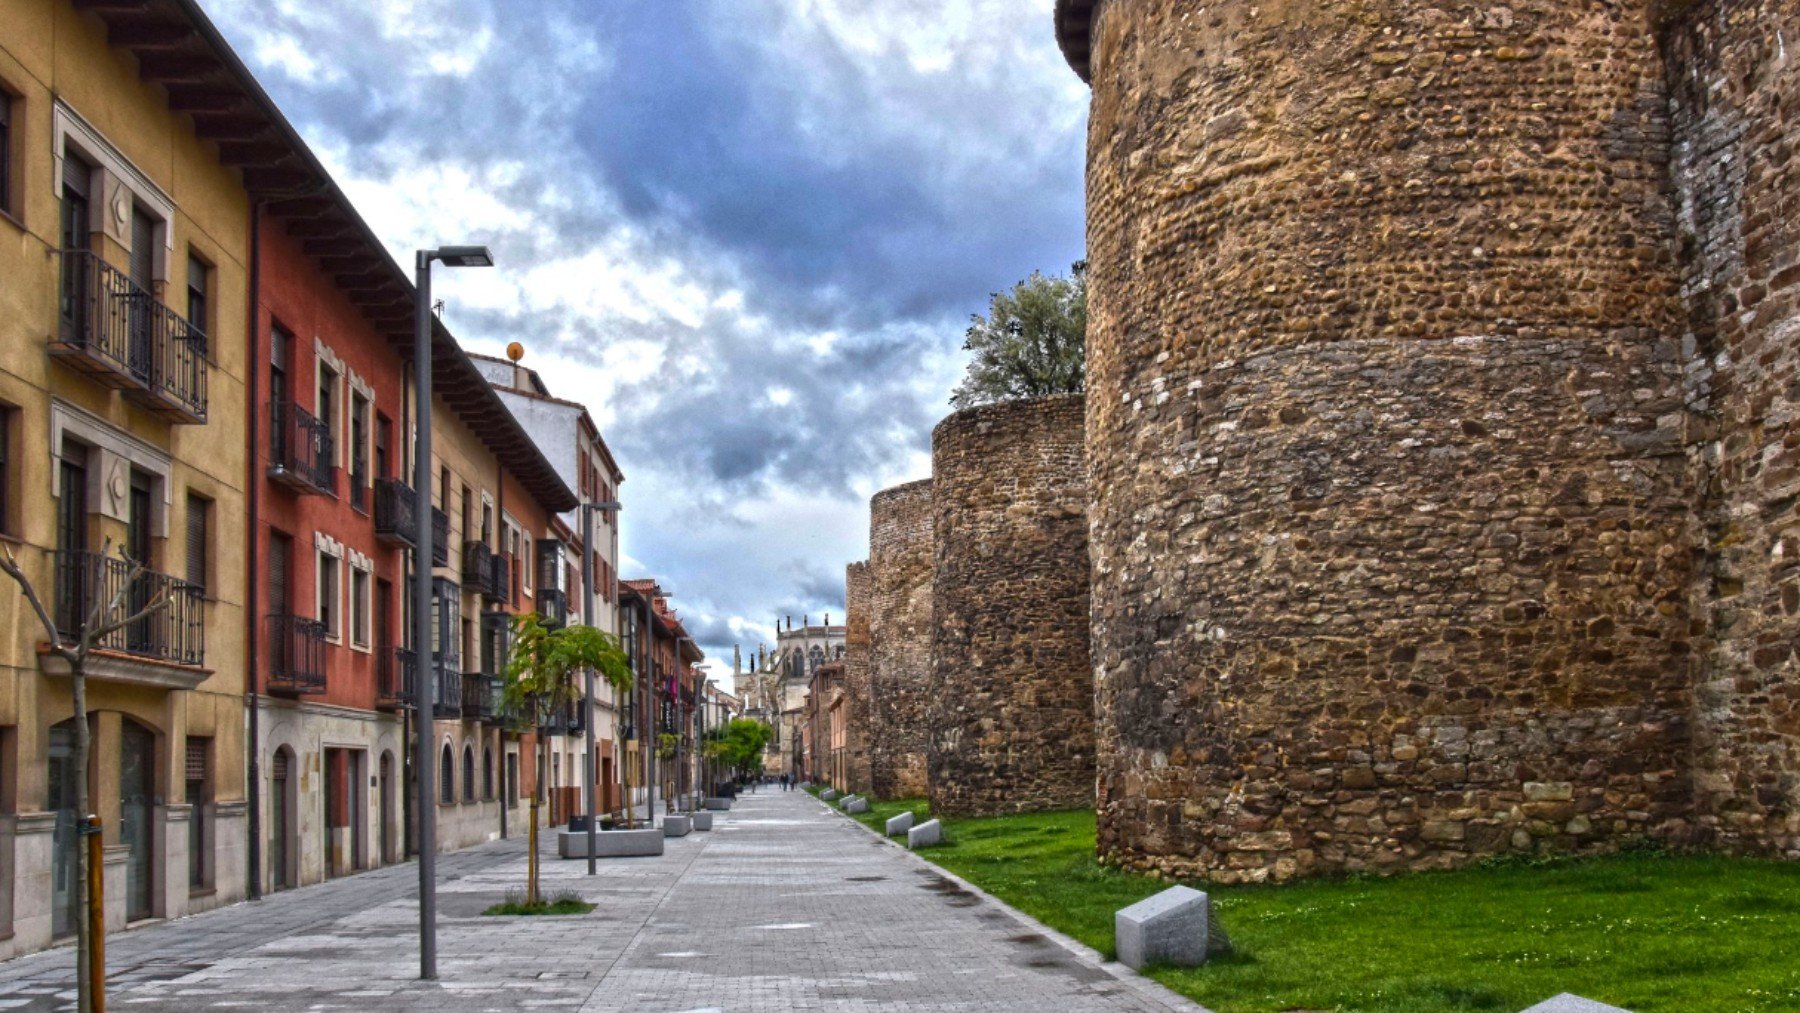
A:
0,792,1205,1011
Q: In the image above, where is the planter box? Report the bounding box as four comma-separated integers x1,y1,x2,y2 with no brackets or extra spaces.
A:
557,827,664,859
663,815,693,837
705,797,733,811
692,811,714,831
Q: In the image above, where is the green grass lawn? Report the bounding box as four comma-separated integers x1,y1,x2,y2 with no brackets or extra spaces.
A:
826,798,1800,1012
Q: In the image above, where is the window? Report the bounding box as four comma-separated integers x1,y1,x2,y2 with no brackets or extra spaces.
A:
184,493,209,595
0,405,14,536
482,747,494,800
458,485,470,547
0,88,14,219
317,364,337,460
439,743,454,805
521,532,533,596
374,413,391,480
506,752,518,805
350,567,370,649
462,745,474,804
438,466,450,513
349,392,369,511
186,737,212,890
186,251,210,338
318,551,340,640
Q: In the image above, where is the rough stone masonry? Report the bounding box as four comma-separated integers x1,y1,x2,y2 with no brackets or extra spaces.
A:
928,394,1096,817
1055,0,1800,883
868,479,935,799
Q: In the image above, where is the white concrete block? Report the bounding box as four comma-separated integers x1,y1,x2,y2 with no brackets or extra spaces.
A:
692,812,714,831
844,797,870,814
907,819,942,849
557,828,664,858
1115,885,1230,970
1520,996,1633,1013
663,815,693,837
885,812,914,836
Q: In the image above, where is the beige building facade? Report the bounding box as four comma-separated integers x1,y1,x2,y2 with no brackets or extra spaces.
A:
0,0,253,954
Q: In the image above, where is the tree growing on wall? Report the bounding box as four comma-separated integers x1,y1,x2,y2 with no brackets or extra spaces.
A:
501,614,631,904
949,261,1087,410
0,541,174,1013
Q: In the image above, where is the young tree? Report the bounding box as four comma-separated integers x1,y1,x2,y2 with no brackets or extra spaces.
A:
949,261,1087,410
704,718,775,783
501,614,631,904
0,541,173,1013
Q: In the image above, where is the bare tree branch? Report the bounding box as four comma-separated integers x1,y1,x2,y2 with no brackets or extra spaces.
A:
0,541,73,662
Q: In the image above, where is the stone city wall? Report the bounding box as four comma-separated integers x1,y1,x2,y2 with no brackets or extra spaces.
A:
868,480,934,799
927,394,1096,816
1664,0,1800,858
842,560,876,794
1073,0,1700,881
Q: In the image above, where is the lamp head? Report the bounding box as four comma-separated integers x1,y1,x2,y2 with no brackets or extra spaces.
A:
433,245,494,268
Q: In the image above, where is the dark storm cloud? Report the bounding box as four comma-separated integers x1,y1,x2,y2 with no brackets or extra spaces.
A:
203,0,1087,667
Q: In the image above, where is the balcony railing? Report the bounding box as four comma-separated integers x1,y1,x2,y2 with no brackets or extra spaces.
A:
52,250,208,423
266,613,326,695
380,647,413,710
535,696,585,738
387,647,459,717
461,671,499,722
268,401,335,495
538,589,568,629
463,541,500,599
373,478,416,548
53,550,205,667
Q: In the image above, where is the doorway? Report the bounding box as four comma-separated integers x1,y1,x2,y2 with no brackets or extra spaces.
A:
48,721,76,939
119,720,155,921
270,747,292,891
378,751,394,864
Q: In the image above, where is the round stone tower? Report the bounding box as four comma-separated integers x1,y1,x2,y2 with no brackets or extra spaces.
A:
1058,0,1697,880
927,394,1094,817
868,479,934,800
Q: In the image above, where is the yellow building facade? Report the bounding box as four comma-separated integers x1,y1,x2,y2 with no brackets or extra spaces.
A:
0,0,251,953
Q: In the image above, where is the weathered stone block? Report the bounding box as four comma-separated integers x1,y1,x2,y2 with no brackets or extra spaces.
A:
820,789,839,802
886,811,915,836
1114,886,1231,971
907,819,942,849
845,797,870,814
663,815,692,837
692,812,714,831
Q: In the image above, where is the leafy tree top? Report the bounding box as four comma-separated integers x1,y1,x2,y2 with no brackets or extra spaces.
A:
500,613,632,730
949,261,1086,410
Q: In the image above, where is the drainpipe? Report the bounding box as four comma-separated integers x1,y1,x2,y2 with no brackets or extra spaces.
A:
244,200,263,902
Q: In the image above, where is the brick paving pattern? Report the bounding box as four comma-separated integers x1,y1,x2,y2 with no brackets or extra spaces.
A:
0,790,1203,1011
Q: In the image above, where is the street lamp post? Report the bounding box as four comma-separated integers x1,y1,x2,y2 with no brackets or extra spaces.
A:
579,499,622,875
412,244,492,982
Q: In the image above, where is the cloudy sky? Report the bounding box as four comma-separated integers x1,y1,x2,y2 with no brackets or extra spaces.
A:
207,0,1091,681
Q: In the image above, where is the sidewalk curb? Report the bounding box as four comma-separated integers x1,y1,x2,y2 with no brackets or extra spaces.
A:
814,796,1213,1013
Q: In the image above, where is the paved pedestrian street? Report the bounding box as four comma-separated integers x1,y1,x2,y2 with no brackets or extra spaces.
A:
0,790,1202,1011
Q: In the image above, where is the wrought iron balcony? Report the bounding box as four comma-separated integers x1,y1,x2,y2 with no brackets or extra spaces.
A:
537,588,568,630
535,696,585,738
51,250,208,423
463,541,500,599
52,549,205,668
268,401,336,495
491,552,511,603
265,613,326,695
373,478,416,548
461,671,500,722
380,647,414,710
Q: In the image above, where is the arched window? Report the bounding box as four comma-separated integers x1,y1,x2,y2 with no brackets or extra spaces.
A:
438,743,454,805
808,645,824,673
462,745,475,803
483,747,495,800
